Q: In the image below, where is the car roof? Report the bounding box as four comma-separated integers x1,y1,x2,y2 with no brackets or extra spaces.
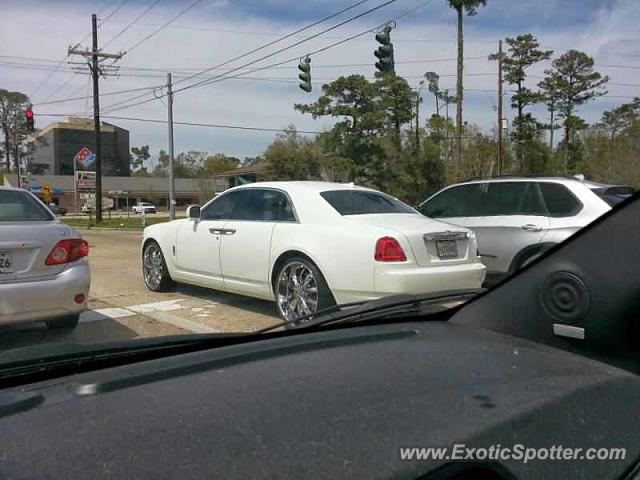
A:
451,176,624,189
228,181,376,194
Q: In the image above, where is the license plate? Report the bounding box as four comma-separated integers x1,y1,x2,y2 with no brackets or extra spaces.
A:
436,240,458,259
0,252,14,274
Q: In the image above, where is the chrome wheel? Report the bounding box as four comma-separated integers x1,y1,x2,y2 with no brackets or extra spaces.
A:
143,243,164,290
276,261,319,322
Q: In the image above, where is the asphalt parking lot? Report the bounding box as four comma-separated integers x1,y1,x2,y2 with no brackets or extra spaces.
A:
0,229,279,352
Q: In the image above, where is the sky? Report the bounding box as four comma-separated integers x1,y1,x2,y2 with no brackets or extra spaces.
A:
1,0,639,163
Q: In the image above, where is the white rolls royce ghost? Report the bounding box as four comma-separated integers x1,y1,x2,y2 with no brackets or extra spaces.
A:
141,182,486,321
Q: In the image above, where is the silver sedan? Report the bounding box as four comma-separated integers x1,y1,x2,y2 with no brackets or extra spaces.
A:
0,187,90,330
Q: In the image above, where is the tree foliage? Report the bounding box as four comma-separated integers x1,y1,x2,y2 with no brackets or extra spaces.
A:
544,50,609,173
446,0,487,15
0,89,30,172
490,34,552,172
130,145,150,176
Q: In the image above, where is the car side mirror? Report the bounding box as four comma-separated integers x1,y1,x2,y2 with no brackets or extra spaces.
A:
187,205,201,219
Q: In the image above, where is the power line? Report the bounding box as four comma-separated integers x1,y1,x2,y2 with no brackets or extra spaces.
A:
165,0,436,97
121,0,205,54
98,0,130,28
32,112,514,140
32,84,164,107
596,63,640,71
0,55,491,74
37,113,324,134
172,0,375,88
46,75,78,98
136,21,498,45
29,3,120,100
9,53,640,73
102,0,162,50
172,0,405,95
101,0,393,112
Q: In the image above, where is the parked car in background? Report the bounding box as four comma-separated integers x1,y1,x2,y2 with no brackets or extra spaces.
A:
48,204,67,216
418,176,633,284
132,202,157,214
0,187,90,330
142,182,486,321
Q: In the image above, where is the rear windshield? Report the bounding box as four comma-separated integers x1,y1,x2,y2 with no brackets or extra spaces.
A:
321,190,415,215
591,187,635,207
0,190,53,221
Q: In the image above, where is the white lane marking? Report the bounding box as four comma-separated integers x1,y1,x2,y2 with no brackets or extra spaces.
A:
148,311,220,334
192,308,204,312
128,299,185,313
81,299,220,333
81,308,136,322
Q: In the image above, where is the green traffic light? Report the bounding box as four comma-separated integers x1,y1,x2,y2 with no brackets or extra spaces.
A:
298,63,311,74
297,56,312,93
375,32,390,45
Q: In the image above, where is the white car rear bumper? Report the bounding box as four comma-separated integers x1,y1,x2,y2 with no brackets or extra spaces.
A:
332,261,486,304
0,261,90,326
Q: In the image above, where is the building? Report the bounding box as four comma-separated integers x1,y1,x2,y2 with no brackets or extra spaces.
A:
27,117,130,176
3,174,228,212
3,155,268,213
218,164,267,186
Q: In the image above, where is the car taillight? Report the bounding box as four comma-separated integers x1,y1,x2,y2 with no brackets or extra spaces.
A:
375,237,407,262
45,239,89,265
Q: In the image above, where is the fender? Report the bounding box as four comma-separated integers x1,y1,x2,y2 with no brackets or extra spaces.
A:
508,242,558,274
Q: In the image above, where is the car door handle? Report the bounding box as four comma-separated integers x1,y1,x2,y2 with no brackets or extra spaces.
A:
209,228,236,235
521,224,542,232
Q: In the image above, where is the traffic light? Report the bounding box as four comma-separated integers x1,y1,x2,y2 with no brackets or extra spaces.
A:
298,56,312,93
25,108,34,132
374,26,394,74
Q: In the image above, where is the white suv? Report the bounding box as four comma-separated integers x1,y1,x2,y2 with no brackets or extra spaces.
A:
418,177,634,284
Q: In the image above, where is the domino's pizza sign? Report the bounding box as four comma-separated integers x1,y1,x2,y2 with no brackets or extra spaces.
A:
74,146,96,168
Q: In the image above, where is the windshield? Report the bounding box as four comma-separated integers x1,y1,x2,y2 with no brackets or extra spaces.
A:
0,190,53,221
0,0,637,370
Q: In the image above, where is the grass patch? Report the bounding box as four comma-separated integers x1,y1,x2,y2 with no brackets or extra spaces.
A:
62,216,170,230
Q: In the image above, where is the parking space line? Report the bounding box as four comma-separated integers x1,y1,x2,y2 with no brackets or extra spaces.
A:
81,308,136,322
144,311,221,334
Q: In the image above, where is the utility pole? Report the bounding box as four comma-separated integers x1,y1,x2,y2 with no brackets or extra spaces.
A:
415,91,421,153
14,141,21,188
68,14,122,222
497,39,504,176
167,73,176,220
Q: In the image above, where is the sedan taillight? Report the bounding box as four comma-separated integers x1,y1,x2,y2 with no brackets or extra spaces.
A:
45,239,89,265
375,237,407,262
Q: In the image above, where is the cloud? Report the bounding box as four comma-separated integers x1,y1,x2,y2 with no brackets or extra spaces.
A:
1,0,638,158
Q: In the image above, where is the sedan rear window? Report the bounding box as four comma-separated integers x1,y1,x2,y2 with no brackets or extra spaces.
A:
321,190,414,215
0,190,53,221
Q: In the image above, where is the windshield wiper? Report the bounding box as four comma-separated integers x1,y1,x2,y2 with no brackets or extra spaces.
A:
258,289,485,333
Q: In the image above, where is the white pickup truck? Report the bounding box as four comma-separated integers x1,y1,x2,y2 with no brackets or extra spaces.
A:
132,202,157,214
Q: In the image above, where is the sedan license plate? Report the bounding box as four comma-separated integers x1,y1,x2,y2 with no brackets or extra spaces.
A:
0,252,14,274
435,240,458,259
